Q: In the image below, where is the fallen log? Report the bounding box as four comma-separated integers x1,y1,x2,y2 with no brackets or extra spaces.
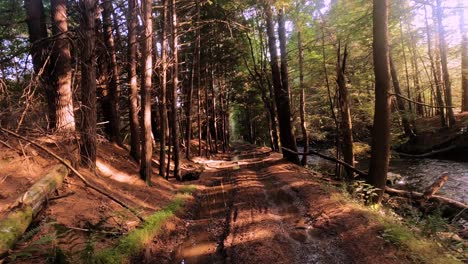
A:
281,147,368,178
385,186,468,211
0,128,144,222
394,145,457,158
281,147,467,213
0,164,68,258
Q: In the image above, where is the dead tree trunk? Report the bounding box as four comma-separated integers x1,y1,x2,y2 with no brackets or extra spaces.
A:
336,43,355,179
390,55,414,137
0,165,68,258
140,0,153,185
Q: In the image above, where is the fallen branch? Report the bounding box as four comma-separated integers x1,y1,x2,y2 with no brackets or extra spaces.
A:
48,192,75,202
423,173,449,200
281,147,368,177
66,226,126,236
0,127,144,222
389,93,456,109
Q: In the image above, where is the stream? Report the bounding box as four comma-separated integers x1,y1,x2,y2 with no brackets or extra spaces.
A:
299,147,467,204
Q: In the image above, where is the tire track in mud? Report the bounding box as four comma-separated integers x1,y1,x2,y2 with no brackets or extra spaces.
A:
175,153,347,264
173,163,238,264
223,162,347,264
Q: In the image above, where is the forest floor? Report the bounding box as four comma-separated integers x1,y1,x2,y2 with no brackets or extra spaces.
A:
0,136,463,263
135,143,457,264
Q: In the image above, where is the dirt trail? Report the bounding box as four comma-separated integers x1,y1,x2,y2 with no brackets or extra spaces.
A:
139,145,410,264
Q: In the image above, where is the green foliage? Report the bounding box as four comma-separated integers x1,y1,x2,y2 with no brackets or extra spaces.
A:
380,222,461,264
420,210,449,236
349,180,380,204
95,193,191,263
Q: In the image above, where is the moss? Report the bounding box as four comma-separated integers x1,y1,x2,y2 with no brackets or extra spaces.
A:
95,193,192,264
0,206,33,255
178,185,197,194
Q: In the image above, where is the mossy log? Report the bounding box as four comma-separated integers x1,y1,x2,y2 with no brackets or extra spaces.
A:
0,164,68,258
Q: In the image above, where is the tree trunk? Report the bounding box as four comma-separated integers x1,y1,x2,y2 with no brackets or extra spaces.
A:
210,63,219,153
265,5,299,164
390,55,414,137
159,0,169,178
101,0,122,143
127,0,140,161
50,0,75,132
336,43,355,179
171,0,180,180
461,6,468,112
24,0,54,129
140,0,153,185
367,0,391,203
436,0,456,126
298,31,308,166
79,0,97,169
424,6,446,127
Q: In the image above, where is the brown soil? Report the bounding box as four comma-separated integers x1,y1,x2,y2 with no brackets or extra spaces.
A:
137,144,414,264
0,135,200,263
1,138,455,263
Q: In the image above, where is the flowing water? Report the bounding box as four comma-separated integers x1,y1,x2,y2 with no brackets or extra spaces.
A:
299,147,468,204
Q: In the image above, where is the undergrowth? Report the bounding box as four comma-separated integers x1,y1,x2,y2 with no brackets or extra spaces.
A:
94,192,192,263
6,187,195,264
330,183,465,264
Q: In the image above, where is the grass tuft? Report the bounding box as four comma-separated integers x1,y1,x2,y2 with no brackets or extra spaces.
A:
95,192,192,264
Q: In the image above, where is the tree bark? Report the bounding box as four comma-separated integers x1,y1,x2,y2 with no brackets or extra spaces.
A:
50,0,75,132
265,5,299,164
24,0,54,130
436,0,456,126
424,6,446,127
171,0,181,180
101,0,122,143
140,0,153,185
336,43,355,179
79,0,97,169
298,31,308,166
159,0,168,177
127,0,140,161
461,6,468,112
368,0,391,203
0,165,68,258
389,55,414,137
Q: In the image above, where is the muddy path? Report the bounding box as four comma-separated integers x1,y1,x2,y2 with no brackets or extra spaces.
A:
138,146,411,264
